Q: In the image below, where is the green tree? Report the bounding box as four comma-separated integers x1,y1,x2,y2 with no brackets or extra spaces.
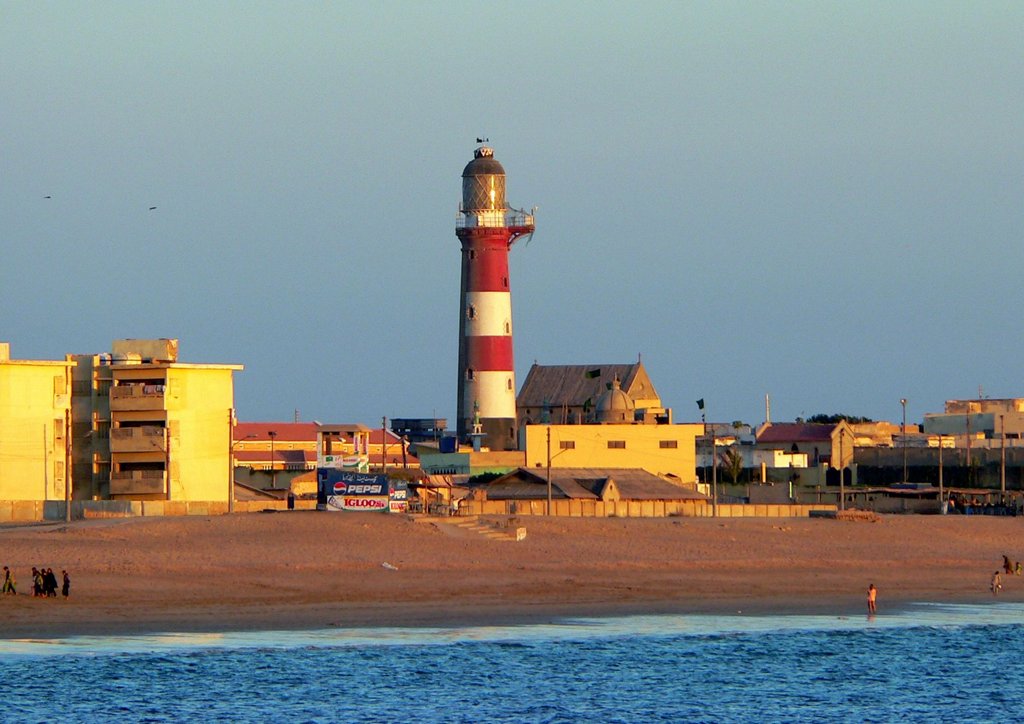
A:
807,413,874,424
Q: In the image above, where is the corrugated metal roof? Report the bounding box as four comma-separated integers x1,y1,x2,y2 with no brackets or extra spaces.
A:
235,422,318,442
517,363,647,408
482,468,707,501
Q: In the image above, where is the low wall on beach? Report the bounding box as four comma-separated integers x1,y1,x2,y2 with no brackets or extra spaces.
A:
0,499,318,522
458,499,836,518
0,499,835,522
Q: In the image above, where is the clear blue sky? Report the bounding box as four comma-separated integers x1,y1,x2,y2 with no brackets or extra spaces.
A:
2,1,1022,428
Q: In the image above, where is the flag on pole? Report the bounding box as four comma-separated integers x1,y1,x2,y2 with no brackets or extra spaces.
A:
696,398,705,410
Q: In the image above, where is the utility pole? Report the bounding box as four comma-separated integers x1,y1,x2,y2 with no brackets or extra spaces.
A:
711,425,718,518
838,427,845,512
900,398,908,484
268,430,277,488
1000,414,1006,497
227,409,235,514
546,425,552,516
938,434,944,508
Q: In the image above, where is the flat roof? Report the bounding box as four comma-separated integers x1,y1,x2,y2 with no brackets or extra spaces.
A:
110,362,244,371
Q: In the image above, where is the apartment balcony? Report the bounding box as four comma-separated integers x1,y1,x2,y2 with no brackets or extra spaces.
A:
110,383,166,411
109,470,167,496
109,426,167,453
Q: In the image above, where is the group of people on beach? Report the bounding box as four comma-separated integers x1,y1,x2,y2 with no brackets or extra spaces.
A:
1,565,70,599
992,554,1022,595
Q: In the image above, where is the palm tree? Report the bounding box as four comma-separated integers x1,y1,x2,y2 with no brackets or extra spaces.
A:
720,447,745,486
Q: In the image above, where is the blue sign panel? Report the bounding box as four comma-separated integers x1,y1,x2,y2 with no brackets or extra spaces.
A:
318,470,390,498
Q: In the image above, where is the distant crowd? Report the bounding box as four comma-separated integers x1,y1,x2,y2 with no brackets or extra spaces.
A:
1,565,70,599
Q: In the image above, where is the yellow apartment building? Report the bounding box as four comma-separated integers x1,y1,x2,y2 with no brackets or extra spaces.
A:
0,343,75,501
103,339,242,502
522,422,703,484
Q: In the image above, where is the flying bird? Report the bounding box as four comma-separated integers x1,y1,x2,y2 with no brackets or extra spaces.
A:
476,137,489,143
148,206,157,210
43,195,51,199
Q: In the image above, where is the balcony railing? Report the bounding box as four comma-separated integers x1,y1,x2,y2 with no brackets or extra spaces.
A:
109,470,167,496
456,208,535,229
109,426,167,453
110,383,166,410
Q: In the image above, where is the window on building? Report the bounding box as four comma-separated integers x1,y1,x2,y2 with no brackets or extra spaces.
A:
507,378,513,390
659,440,678,449
559,441,576,450
466,368,475,380
608,440,626,449
467,305,476,320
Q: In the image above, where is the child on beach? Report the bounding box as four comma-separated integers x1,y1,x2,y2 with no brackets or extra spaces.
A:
991,571,1002,595
867,583,877,614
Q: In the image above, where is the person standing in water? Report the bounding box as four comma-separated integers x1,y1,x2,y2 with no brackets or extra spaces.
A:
867,583,877,614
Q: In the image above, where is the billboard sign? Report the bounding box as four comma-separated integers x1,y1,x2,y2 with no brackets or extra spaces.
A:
327,496,389,512
318,470,410,512
389,480,409,513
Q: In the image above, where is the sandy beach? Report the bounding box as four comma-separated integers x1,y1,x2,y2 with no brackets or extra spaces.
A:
1,512,1022,639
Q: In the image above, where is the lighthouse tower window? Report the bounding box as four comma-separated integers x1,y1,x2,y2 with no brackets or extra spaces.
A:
466,368,475,380
467,305,477,320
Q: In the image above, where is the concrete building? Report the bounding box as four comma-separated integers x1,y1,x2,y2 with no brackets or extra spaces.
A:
755,421,855,470
69,352,113,499
232,421,318,491
74,339,243,502
522,422,702,485
923,398,1024,446
517,362,669,427
0,343,74,502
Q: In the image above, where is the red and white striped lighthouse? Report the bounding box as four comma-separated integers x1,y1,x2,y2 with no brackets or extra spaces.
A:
455,145,535,450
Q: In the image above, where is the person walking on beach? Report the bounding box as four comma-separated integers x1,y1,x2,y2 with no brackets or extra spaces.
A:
31,567,42,597
867,583,877,614
991,571,1002,595
2,566,15,595
61,570,70,599
45,568,58,597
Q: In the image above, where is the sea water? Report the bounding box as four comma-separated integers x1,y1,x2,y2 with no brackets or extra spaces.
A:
2,603,1023,723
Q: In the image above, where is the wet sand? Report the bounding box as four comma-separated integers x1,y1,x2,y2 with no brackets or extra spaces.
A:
1,512,1022,639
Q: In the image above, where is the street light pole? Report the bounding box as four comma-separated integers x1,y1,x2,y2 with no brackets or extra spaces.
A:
900,398,908,484
937,433,944,510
